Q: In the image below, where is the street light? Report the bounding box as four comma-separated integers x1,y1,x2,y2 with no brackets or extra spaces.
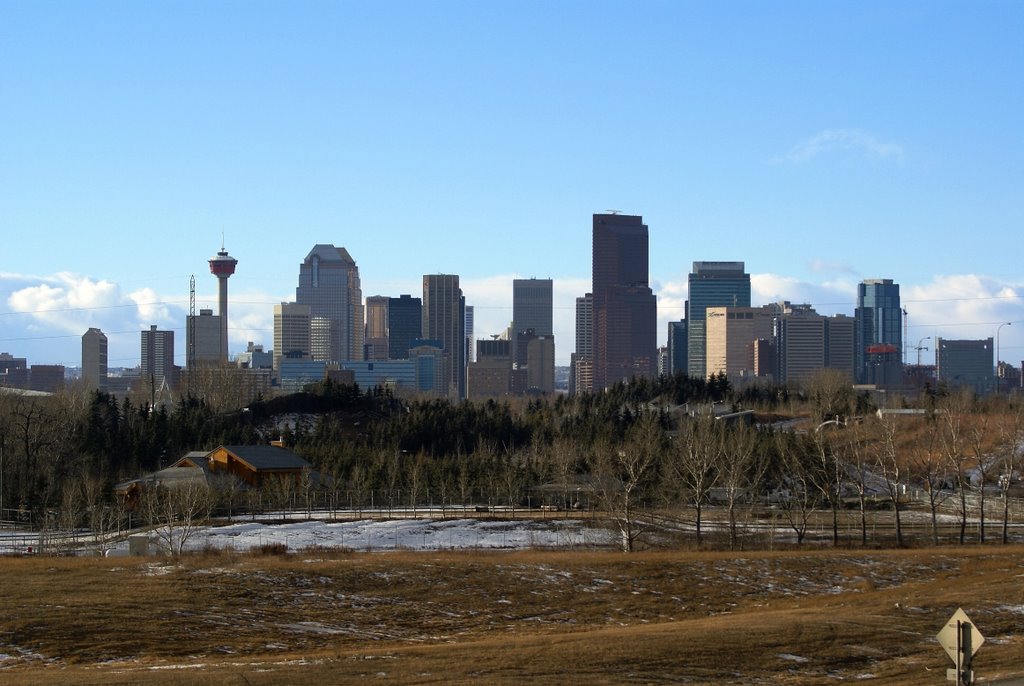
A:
996,322,1012,394
916,336,932,367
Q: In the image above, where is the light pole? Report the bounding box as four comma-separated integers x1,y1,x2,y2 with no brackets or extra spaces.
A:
996,322,1011,394
916,336,931,366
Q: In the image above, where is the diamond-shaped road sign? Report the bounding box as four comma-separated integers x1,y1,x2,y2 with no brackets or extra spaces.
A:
936,607,985,664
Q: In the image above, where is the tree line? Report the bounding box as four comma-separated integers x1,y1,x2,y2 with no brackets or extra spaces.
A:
1,371,1020,552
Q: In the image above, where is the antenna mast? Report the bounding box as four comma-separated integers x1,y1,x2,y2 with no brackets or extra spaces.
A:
188,274,196,396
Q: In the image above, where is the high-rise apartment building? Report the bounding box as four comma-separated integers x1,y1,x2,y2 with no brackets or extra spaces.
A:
686,262,750,380
570,293,594,395
591,213,657,390
273,302,312,374
855,279,902,386
388,295,422,360
141,325,175,392
364,295,389,361
296,244,363,362
422,274,466,399
82,327,108,391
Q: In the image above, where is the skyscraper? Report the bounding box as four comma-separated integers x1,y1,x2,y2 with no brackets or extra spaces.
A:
591,213,657,390
513,278,554,390
364,295,389,361
935,337,994,395
704,305,774,385
186,309,222,367
81,327,108,391
667,320,687,377
296,244,363,362
141,325,175,392
422,274,466,399
273,302,312,374
774,305,826,387
388,294,422,360
686,262,751,380
465,305,475,364
855,279,902,386
513,278,553,338
570,293,593,395
468,338,512,399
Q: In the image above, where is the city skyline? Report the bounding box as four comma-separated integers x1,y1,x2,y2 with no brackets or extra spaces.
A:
2,3,1022,369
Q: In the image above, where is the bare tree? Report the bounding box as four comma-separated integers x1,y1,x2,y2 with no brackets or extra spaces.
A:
718,424,767,551
808,426,845,546
995,406,1023,544
550,436,582,511
968,414,999,543
498,448,526,519
210,472,245,520
590,414,663,552
938,390,973,544
455,453,473,509
774,431,815,545
142,480,212,556
668,414,722,546
58,480,83,535
299,466,316,519
842,421,874,547
434,460,454,519
346,463,369,517
875,415,906,547
806,368,856,426
908,420,948,545
407,452,426,515
382,447,403,516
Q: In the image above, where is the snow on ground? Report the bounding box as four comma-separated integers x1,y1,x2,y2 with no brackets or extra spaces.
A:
135,518,615,555
0,516,615,556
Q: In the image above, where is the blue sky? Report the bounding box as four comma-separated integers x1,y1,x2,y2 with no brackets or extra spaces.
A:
2,1,1022,368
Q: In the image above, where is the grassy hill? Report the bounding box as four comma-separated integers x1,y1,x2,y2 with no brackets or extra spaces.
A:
2,544,1023,684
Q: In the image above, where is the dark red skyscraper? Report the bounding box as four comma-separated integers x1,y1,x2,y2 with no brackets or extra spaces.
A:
591,213,657,390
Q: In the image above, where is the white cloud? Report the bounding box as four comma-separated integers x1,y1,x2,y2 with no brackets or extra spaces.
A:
751,273,857,314
780,129,904,163
7,273,126,334
904,275,1021,332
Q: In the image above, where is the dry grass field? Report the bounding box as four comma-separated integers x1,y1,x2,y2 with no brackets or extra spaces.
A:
2,544,1023,685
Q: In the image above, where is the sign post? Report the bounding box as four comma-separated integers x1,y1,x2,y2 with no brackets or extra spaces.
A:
936,608,984,685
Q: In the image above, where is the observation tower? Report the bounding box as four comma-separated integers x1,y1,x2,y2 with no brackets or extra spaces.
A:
208,243,238,363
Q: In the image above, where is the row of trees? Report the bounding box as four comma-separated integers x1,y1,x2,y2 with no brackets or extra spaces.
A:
2,371,1021,552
